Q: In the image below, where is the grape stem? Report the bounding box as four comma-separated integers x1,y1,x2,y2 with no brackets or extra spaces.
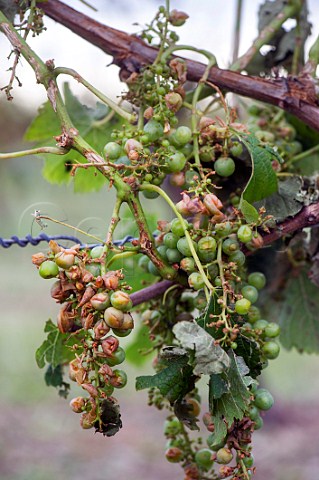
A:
54,67,137,123
139,183,215,296
217,240,231,329
0,146,69,159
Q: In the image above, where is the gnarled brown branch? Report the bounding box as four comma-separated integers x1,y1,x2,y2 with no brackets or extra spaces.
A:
39,0,319,131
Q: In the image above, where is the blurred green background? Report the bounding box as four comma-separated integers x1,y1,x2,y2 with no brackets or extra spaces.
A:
1,1,319,478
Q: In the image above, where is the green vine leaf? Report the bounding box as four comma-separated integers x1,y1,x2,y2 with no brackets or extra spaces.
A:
36,319,81,369
274,268,319,353
24,83,126,192
135,356,195,404
233,132,279,222
173,321,230,375
209,351,251,443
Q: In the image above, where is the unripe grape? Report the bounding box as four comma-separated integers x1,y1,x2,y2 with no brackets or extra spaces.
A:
264,322,280,338
110,290,133,312
111,369,128,388
253,319,268,331
180,257,196,273
194,291,207,310
90,245,104,258
195,448,214,470
215,221,232,237
90,292,110,311
39,260,59,279
105,346,126,366
254,388,274,410
222,237,240,255
166,151,187,173
177,236,197,257
174,125,192,145
148,261,160,276
262,341,280,359
235,298,251,315
248,272,266,290
163,232,179,249
188,272,205,290
198,236,217,263
247,305,261,324
70,396,85,413
104,306,124,329
138,255,149,272
237,225,253,244
170,218,188,237
228,250,246,267
216,448,233,464
214,157,235,177
241,285,259,304
254,415,264,430
55,251,75,270
164,417,182,436
166,248,183,263
103,141,122,160
143,119,164,141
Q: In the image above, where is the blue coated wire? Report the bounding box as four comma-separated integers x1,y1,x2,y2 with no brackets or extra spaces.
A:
0,233,138,249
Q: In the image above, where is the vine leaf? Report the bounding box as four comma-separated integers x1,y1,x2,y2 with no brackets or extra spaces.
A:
173,321,230,375
273,268,319,353
254,176,303,222
233,133,279,222
36,319,80,369
209,351,251,443
24,83,125,192
135,356,195,404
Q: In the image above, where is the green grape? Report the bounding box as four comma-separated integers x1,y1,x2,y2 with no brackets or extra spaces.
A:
215,221,232,237
237,225,253,244
214,157,235,177
254,415,264,430
148,260,160,276
163,232,179,249
174,125,192,145
164,417,182,436
111,369,128,388
216,447,233,464
194,291,207,310
230,141,243,157
247,306,261,324
228,250,246,267
264,322,280,338
90,245,104,258
195,448,214,470
105,346,126,366
241,285,259,304
253,319,268,331
39,260,59,279
248,272,266,290
166,248,183,263
235,298,251,315
170,218,188,237
110,291,133,312
138,255,149,272
177,236,197,257
103,141,123,160
262,341,280,359
222,237,240,255
198,236,217,263
180,257,196,273
166,151,187,173
142,189,159,199
188,272,205,290
254,388,274,411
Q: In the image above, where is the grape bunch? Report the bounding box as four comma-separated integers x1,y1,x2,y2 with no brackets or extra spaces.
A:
33,241,134,435
32,5,284,479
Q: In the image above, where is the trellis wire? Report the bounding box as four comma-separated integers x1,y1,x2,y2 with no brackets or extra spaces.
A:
0,233,138,249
